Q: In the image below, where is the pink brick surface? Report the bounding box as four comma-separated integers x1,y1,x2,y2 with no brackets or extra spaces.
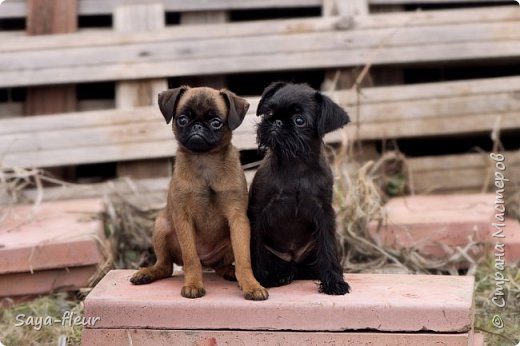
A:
84,270,474,333
505,218,520,263
82,329,471,346
0,199,104,274
370,194,495,257
0,265,97,297
471,332,485,346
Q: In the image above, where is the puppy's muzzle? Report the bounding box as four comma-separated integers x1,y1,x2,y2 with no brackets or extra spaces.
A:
187,133,208,144
268,119,283,135
273,119,283,127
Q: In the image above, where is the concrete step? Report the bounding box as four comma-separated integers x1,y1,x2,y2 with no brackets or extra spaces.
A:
0,198,105,297
83,270,475,345
370,194,495,260
0,265,98,297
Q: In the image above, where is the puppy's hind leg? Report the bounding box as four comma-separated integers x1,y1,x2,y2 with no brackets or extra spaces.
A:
214,251,237,282
130,212,174,285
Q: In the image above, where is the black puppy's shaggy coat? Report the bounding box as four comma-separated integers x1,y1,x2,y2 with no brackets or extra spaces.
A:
248,82,351,295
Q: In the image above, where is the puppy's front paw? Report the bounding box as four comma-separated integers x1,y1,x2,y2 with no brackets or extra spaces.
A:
320,279,351,295
244,286,269,301
181,285,206,299
130,269,154,285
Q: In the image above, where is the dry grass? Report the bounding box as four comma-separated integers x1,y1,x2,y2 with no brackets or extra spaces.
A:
0,294,83,346
332,148,483,275
105,193,159,269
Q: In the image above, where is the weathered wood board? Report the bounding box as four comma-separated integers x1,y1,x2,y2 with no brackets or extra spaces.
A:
1,76,519,170
0,0,511,19
1,7,519,87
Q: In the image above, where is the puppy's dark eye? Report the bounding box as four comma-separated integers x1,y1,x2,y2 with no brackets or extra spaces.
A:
264,110,273,118
210,118,223,129
293,115,306,127
176,115,189,127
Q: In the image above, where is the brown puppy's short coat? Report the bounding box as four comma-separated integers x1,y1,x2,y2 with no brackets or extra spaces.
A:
130,86,268,300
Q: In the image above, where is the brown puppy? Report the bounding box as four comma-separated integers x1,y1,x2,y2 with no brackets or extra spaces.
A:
130,86,268,301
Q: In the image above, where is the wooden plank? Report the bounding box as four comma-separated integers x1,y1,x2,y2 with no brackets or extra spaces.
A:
4,21,519,72
1,75,519,168
26,0,77,35
24,0,78,180
2,19,519,87
408,150,520,193
1,0,511,19
0,106,159,135
4,146,516,205
0,103,23,118
179,10,229,88
6,73,518,133
114,4,170,179
370,0,509,3
335,75,520,104
3,7,518,53
0,0,322,19
24,0,78,115
2,75,519,135
1,110,518,168
0,171,257,206
1,100,113,116
77,100,115,111
1,42,517,88
322,0,371,91
3,90,518,154
365,3,405,86
348,111,520,140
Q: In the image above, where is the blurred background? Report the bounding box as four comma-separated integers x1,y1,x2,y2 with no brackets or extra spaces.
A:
0,0,518,192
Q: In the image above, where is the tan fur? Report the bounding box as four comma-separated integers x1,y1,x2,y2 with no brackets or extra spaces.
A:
131,87,268,300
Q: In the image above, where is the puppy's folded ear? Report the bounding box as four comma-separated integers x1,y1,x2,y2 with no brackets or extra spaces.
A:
257,81,287,116
315,92,350,136
158,86,189,124
220,89,250,130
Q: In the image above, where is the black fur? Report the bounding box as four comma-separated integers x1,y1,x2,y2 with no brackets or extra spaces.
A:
249,82,351,295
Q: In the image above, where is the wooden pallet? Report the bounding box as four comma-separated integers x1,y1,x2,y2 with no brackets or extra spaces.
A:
0,0,511,19
0,1,518,191
1,7,519,87
1,76,519,169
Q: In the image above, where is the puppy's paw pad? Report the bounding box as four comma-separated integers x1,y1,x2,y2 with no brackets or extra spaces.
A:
130,271,153,285
181,285,206,299
320,280,351,295
244,286,269,301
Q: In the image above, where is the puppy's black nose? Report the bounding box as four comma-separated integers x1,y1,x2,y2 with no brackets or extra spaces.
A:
274,119,283,127
193,123,203,131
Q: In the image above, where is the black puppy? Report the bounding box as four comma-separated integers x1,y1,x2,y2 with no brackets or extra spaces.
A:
248,82,351,295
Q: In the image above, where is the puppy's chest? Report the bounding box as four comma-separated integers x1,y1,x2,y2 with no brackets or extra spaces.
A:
269,175,322,204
